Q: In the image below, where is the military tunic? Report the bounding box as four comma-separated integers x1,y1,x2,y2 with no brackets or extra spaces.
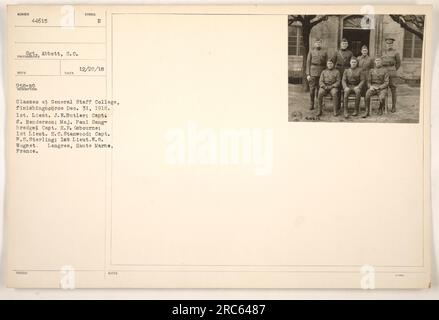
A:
333,49,353,73
368,66,390,90
317,68,340,116
342,67,364,88
319,68,341,88
382,48,401,74
357,54,374,72
306,48,328,77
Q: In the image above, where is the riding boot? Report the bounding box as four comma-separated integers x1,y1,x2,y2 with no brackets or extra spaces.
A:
343,95,349,118
309,89,315,110
353,95,360,116
316,95,323,116
391,90,396,113
362,98,370,118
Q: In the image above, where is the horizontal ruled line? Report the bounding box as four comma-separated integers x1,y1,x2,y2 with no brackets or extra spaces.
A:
15,41,105,44
14,25,106,28
15,74,106,77
15,58,105,60
13,269,104,272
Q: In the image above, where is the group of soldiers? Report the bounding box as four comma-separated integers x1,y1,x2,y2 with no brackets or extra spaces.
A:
305,37,401,118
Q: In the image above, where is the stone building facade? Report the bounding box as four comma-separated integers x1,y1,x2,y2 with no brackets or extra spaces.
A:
288,14,423,84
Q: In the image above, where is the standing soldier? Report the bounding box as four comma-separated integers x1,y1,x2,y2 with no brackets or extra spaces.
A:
357,45,374,97
382,37,401,113
357,45,374,73
306,39,328,110
342,57,365,118
317,59,341,117
332,38,353,114
363,57,389,118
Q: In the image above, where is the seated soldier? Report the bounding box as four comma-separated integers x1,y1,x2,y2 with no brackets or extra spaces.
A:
317,59,341,117
342,57,365,118
363,56,390,118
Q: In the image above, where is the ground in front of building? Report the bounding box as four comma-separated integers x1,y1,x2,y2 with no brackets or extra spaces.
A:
288,83,420,123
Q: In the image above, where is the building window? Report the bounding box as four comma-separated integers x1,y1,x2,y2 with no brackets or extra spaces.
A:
288,25,305,56
403,29,422,59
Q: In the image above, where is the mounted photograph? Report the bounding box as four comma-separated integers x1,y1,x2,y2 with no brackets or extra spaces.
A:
288,14,425,122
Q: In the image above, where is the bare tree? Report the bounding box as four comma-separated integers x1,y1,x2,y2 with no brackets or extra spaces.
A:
389,15,424,40
288,15,330,90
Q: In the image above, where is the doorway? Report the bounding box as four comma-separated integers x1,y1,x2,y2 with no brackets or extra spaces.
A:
343,29,370,57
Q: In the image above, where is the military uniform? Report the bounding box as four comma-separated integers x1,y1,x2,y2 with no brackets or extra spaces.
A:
306,47,328,109
357,54,374,72
357,54,374,96
333,49,354,71
332,49,353,111
364,66,390,117
342,67,365,116
382,47,401,112
317,68,341,116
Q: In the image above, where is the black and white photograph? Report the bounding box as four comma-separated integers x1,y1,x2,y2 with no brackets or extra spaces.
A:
1,1,437,299
288,14,425,122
